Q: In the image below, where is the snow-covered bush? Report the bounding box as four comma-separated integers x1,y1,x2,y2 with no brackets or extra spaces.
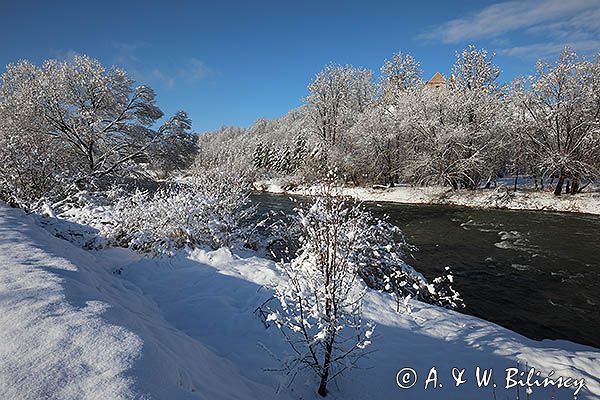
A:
31,188,157,250
263,180,464,311
354,217,464,312
428,267,464,310
15,189,121,250
105,170,255,255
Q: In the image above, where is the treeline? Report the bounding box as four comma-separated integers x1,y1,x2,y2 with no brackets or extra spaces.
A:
1,47,599,208
198,46,600,195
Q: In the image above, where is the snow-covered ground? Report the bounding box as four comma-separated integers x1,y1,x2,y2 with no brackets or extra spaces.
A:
0,204,277,400
256,179,600,215
1,202,599,399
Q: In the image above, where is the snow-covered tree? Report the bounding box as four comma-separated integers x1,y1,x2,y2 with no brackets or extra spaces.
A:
270,184,375,396
197,109,312,180
0,54,195,205
0,114,76,206
452,45,501,93
510,48,600,194
389,46,508,189
305,64,375,145
0,56,163,177
272,145,293,173
290,134,308,172
149,111,198,177
395,83,507,189
196,125,255,174
349,105,406,185
380,51,423,104
252,141,271,169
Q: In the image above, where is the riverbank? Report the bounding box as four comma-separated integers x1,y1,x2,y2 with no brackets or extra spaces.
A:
254,179,600,215
1,202,598,399
251,191,600,348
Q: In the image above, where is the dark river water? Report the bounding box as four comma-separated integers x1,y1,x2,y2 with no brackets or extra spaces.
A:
251,193,600,349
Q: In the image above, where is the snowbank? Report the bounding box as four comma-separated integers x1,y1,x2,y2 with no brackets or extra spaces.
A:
255,179,600,215
1,202,598,399
120,247,600,399
0,204,277,400
0,207,142,399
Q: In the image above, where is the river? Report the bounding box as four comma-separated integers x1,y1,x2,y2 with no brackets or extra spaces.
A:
251,192,600,348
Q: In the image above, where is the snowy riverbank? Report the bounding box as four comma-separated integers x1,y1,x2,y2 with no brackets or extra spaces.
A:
255,179,600,215
1,202,599,399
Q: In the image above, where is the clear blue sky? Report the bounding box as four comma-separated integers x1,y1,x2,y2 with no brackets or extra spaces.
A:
2,0,599,132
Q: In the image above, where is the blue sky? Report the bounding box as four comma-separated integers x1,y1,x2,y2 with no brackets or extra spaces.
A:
2,0,599,132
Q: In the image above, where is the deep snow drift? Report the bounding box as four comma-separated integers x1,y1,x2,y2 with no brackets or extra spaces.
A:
0,203,598,399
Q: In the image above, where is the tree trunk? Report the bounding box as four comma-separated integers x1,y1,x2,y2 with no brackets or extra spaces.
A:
318,336,334,396
554,171,565,195
571,175,579,194
449,178,458,190
514,174,518,192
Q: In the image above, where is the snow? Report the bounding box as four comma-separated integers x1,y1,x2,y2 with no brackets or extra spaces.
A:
1,202,599,399
256,179,600,215
0,204,276,400
0,206,142,399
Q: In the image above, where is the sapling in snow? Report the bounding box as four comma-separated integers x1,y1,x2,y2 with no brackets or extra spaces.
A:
269,183,375,396
267,180,466,395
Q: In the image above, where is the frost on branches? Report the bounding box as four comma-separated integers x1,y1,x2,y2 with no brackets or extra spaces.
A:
306,63,375,146
354,217,464,312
